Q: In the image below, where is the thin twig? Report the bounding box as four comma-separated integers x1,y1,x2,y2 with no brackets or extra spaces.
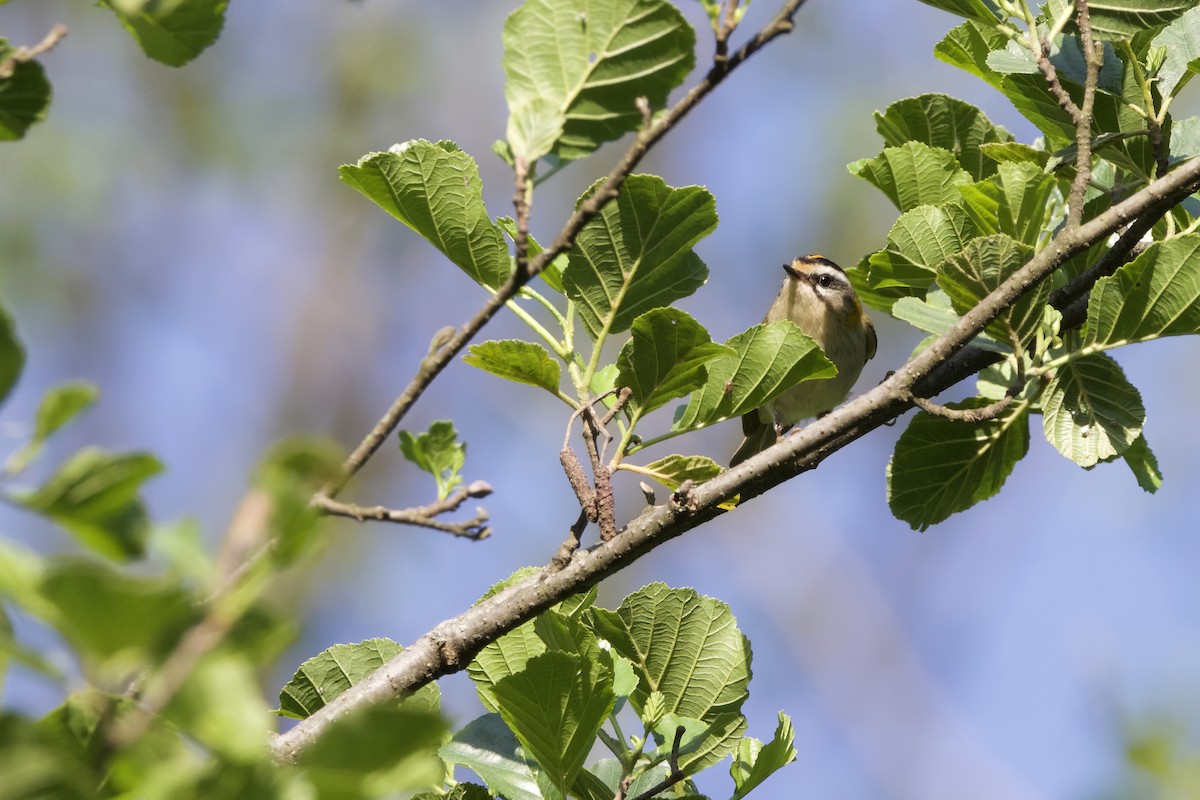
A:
550,509,589,571
315,0,813,507
0,24,67,79
625,725,688,800
313,484,492,540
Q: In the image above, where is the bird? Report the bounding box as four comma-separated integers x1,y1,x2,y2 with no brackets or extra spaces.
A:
730,254,877,466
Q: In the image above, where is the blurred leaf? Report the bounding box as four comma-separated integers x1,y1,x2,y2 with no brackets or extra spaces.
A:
279,638,439,721
588,582,751,721
563,175,715,340
848,141,972,211
0,40,52,141
1123,434,1163,492
956,162,1056,247
98,0,229,67
492,650,615,797
914,0,1000,22
167,653,272,763
6,382,100,474
730,712,797,799
0,711,95,800
891,291,1009,353
464,340,562,395
254,435,344,566
1152,6,1200,97
399,420,467,502
937,234,1046,344
38,558,197,670
340,140,511,290
616,309,731,415
887,398,1030,531
861,202,979,310
441,714,541,800
674,321,835,430
650,711,746,774
1085,234,1200,346
503,0,695,162
0,300,24,405
874,93,1013,180
15,448,163,561
1042,353,1144,467
303,707,447,799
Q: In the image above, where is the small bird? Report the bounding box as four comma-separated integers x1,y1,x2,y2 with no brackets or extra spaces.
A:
730,254,877,466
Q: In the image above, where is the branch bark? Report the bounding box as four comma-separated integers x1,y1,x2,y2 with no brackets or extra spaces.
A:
269,155,1200,764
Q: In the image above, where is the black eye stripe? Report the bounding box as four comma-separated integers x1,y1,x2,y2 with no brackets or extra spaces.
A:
799,254,844,273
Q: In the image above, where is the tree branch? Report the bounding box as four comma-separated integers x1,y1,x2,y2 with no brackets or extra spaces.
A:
312,483,493,540
269,156,1200,764
0,24,67,79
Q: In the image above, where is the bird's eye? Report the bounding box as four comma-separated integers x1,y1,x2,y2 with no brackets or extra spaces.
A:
817,274,834,288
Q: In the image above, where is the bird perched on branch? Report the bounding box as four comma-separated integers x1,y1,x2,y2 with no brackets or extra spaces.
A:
730,254,877,466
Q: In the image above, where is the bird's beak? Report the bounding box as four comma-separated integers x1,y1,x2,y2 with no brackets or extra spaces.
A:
782,262,811,285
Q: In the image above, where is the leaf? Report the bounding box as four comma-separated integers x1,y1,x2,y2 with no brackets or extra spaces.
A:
979,141,1052,168
441,714,541,800
588,582,751,721
673,321,835,430
956,161,1057,247
491,650,615,797
1085,0,1194,40
934,19,1009,90
303,707,447,798
7,382,101,474
861,202,979,310
0,39,52,141
874,93,1013,180
650,712,747,774
1042,353,1145,467
279,638,439,720
563,175,715,339
0,300,23,407
98,0,229,67
1152,6,1200,97
467,621,546,716
16,448,163,561
464,340,562,395
1122,433,1163,492
914,0,1001,21
936,233,1046,344
253,435,345,566
848,141,973,212
399,420,467,501
636,454,723,489
1084,234,1200,346
730,712,797,800
891,291,1009,353
503,0,695,162
498,216,568,292
167,653,272,763
340,140,511,290
887,398,1030,531
616,309,731,415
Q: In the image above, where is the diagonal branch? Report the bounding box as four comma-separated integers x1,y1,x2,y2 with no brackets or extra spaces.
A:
269,155,1200,764
315,0,813,504
312,483,493,540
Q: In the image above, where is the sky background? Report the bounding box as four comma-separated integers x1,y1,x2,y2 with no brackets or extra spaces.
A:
3,1,1200,798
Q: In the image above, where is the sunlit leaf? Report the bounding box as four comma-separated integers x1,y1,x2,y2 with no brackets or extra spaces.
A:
730,712,797,799
956,161,1056,247
936,234,1046,344
616,308,731,415
441,714,541,800
1085,234,1200,346
98,0,229,67
1042,353,1144,467
874,93,1013,179
464,340,562,396
399,420,467,501
279,638,439,720
848,141,972,211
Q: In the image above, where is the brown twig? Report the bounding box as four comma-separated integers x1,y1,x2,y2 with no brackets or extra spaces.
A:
550,509,590,571
0,24,67,79
624,725,688,800
269,155,1200,765
312,483,492,540
314,0,812,509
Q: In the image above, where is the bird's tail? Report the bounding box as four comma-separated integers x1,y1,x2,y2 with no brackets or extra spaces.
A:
730,411,776,467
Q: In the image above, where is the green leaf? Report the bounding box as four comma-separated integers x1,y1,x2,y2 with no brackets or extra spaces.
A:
934,20,1009,89
0,301,23,407
1152,6,1200,97
464,340,562,395
414,785,493,800
399,420,467,501
253,435,345,566
936,234,1046,344
563,175,715,339
0,40,52,141
650,712,747,774
730,712,798,799
861,202,979,310
914,0,1001,22
1042,353,1145,467
979,141,1052,168
956,162,1056,248
503,0,695,162
498,216,568,292
340,141,511,290
616,309,731,415
1085,0,1194,40
635,454,723,490
6,382,101,474
874,94,1013,180
15,448,163,561
848,141,973,211
1084,234,1200,346
468,620,546,715
588,583,751,721
491,650,615,797
674,321,836,430
887,398,1030,531
891,291,1009,353
38,558,197,669
279,638,439,720
303,707,447,798
98,0,229,67
534,609,602,664
1122,433,1163,492
167,653,272,763
441,714,541,800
